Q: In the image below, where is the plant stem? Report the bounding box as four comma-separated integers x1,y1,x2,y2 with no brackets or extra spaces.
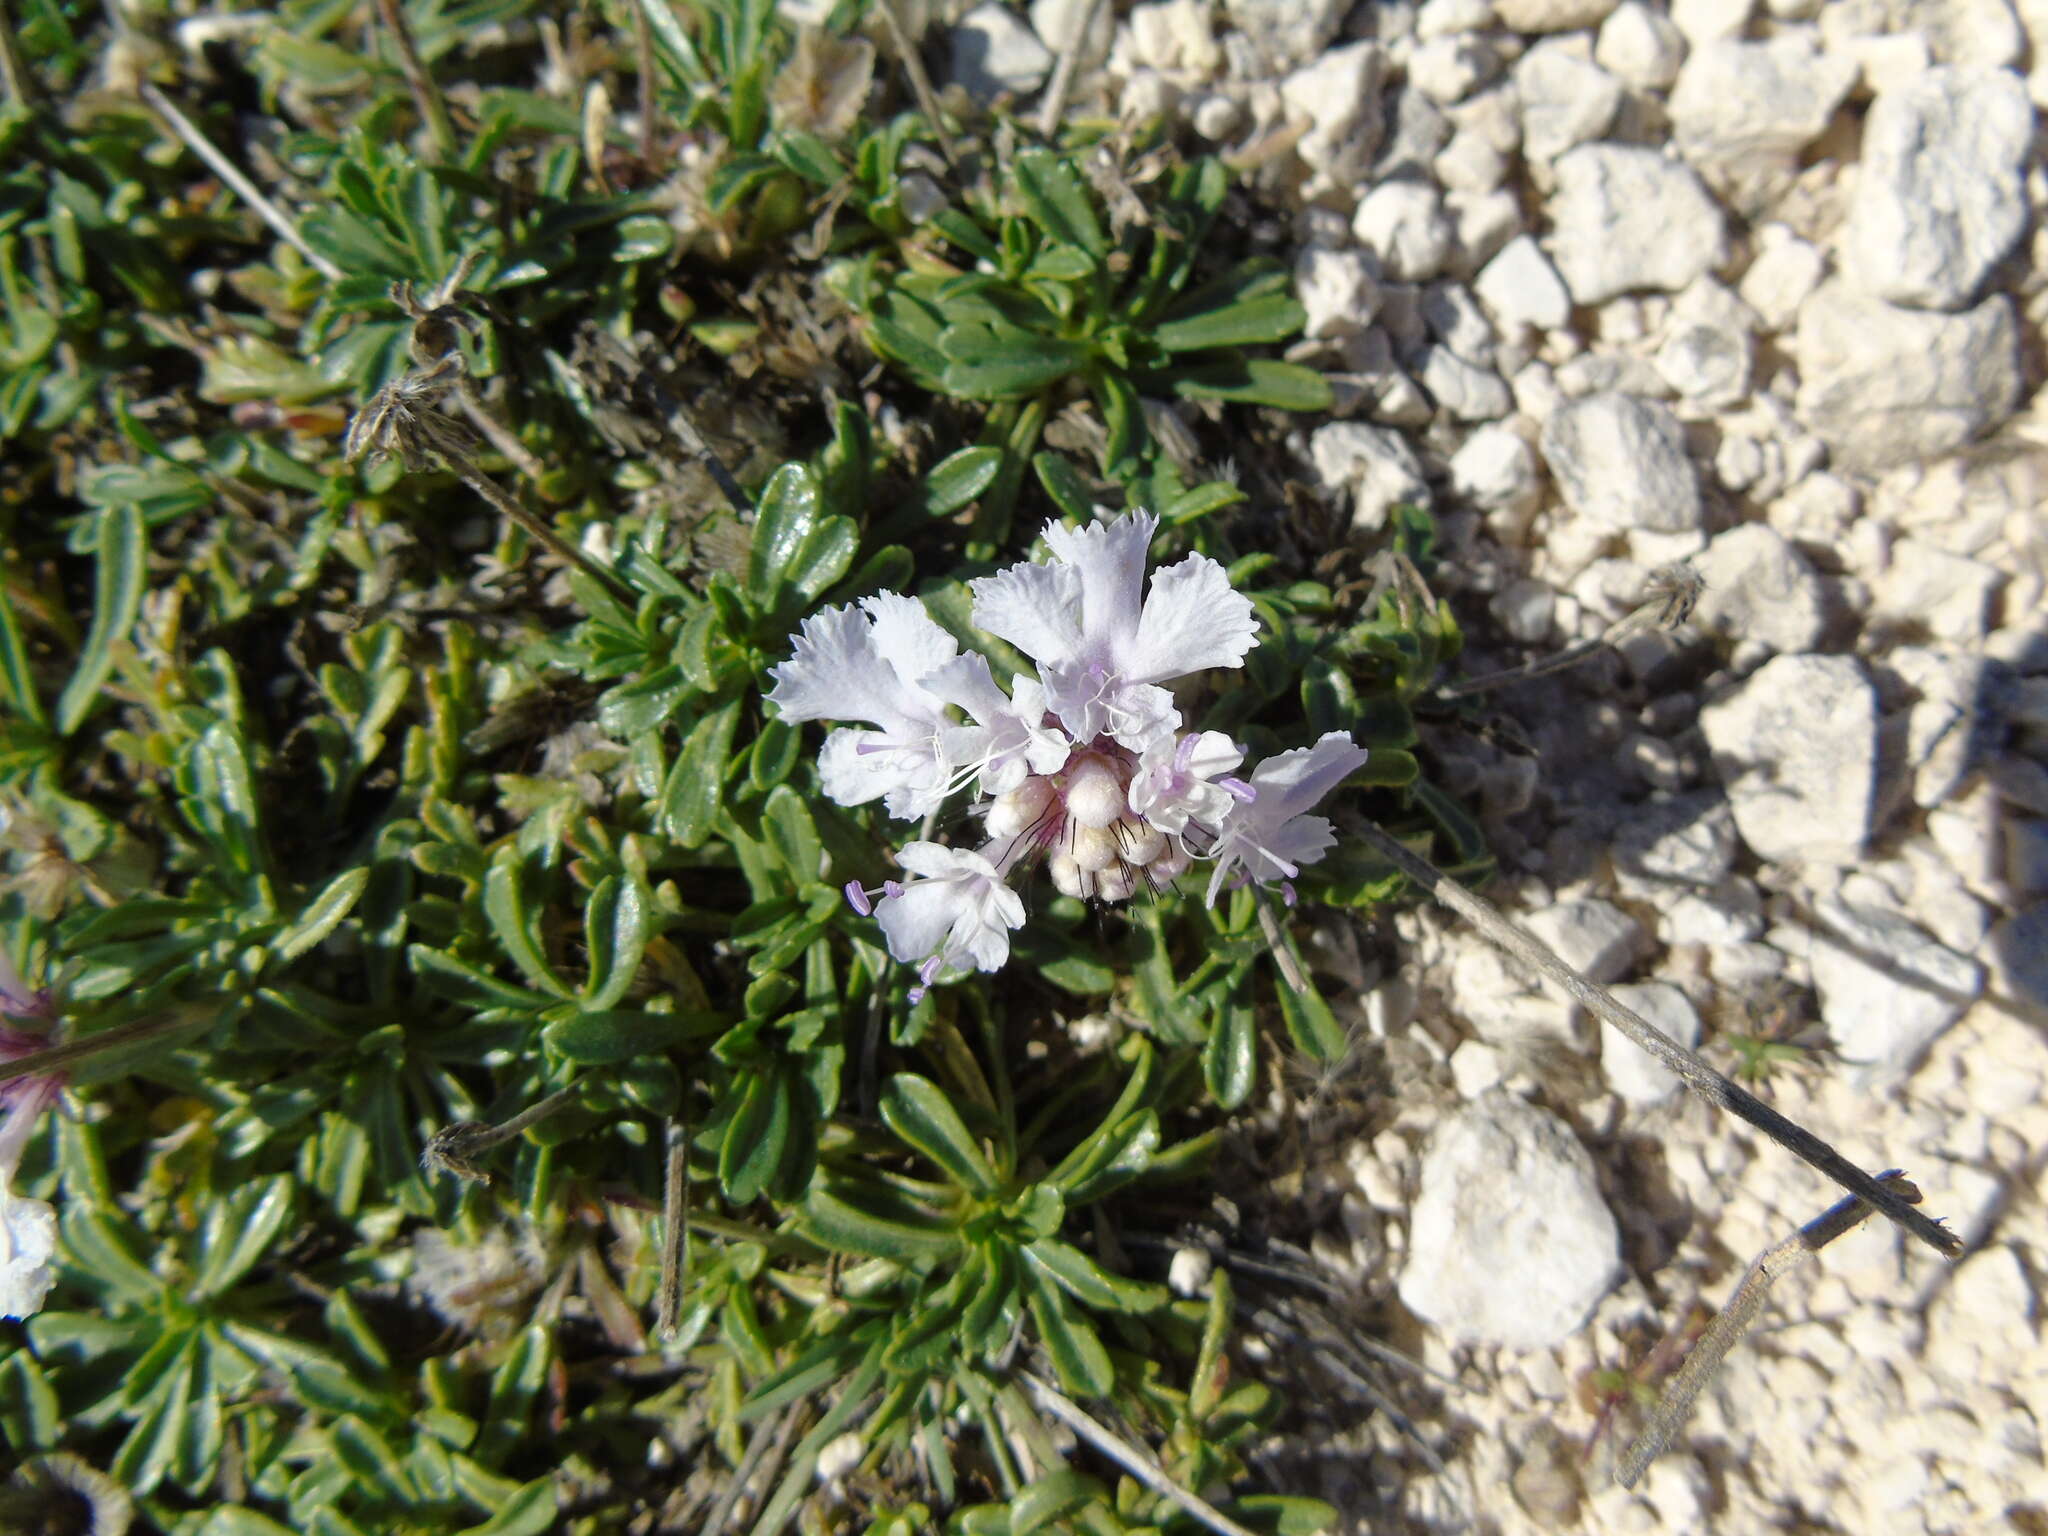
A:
1352,818,1962,1260
139,83,344,282
376,0,459,160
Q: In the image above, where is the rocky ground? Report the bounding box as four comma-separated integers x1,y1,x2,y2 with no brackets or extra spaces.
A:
933,0,2048,1528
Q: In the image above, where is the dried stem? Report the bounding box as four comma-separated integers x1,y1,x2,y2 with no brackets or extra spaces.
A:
1352,819,1961,1260
1438,563,1704,700
0,1008,212,1087
375,0,459,160
1022,1374,1263,1536
447,451,636,605
454,386,548,481
420,1077,588,1183
1617,1170,1920,1488
871,0,958,168
655,1115,691,1339
1034,0,1106,139
138,83,344,282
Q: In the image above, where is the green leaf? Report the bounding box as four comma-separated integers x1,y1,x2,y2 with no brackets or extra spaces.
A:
579,875,649,1010
56,503,146,736
923,446,1005,515
941,336,1089,400
598,664,692,738
457,1479,558,1536
483,848,572,999
1202,995,1256,1109
272,868,370,964
1154,293,1305,352
0,583,46,727
747,463,823,604
1010,1467,1109,1534
1167,358,1333,410
1022,1258,1113,1397
193,1176,296,1297
659,699,740,848
57,1210,160,1305
762,785,824,882
1012,149,1106,258
1161,478,1247,524
719,1067,792,1204
804,1179,964,1263
1032,451,1094,523
785,514,860,605
1051,1108,1160,1206
880,1074,998,1194
1023,1238,1167,1313
1275,970,1347,1064
541,1009,724,1064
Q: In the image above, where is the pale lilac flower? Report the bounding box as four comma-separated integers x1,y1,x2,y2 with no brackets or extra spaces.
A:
968,511,1258,753
1204,732,1371,905
767,594,988,818
1128,730,1246,841
771,510,1367,991
0,950,61,1321
871,842,1027,985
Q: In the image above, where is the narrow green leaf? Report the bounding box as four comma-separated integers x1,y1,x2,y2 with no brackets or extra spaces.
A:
1010,1467,1109,1535
1154,294,1305,352
1012,149,1106,257
598,664,692,738
193,1175,295,1297
879,1074,997,1194
580,875,649,1010
1032,451,1094,523
1202,996,1256,1109
941,340,1087,400
56,503,146,736
1024,1238,1167,1313
803,1180,964,1264
786,514,859,605
272,868,370,964
483,848,572,998
659,699,739,848
719,1067,792,1204
1022,1259,1113,1397
0,583,46,727
457,1479,559,1536
542,1008,724,1064
1167,358,1334,410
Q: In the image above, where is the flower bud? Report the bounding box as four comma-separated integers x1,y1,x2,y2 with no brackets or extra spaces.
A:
1048,854,1088,899
984,776,1055,840
1062,755,1127,829
1069,825,1120,872
1093,865,1138,902
1119,819,1166,866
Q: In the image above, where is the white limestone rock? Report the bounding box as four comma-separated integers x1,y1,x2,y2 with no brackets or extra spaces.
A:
1524,898,1643,983
1613,791,1741,887
1654,321,1750,408
1738,224,1827,332
1352,180,1455,282
1692,523,1827,654
1671,0,1753,46
1794,282,2023,473
950,2,1054,100
1420,346,1513,420
1310,421,1432,533
1669,39,1857,167
1451,424,1542,509
1601,983,1703,1105
1805,892,1986,1086
1398,1095,1622,1349
1030,0,1115,62
1421,281,1498,365
1876,540,2003,642
1223,0,1350,69
1547,145,1728,305
1294,245,1382,340
1419,0,1498,34
1476,235,1573,330
1700,653,1878,865
1988,902,2048,1009
1539,393,1702,533
1843,67,2034,311
1493,0,1621,30
1819,0,2025,72
1409,36,1502,104
1516,42,1623,165
1281,42,1387,188
1120,0,1224,75
1595,1,1686,88
1889,646,2009,808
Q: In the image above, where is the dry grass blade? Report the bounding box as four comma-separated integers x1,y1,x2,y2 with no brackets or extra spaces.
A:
1617,1170,1924,1488
1022,1374,1265,1536
1352,819,1962,1260
1438,562,1703,699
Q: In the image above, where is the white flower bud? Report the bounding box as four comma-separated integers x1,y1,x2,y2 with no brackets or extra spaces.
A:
1149,845,1192,884
1069,825,1120,872
1048,853,1089,899
984,776,1055,840
1093,865,1138,902
1062,755,1128,829
1119,819,1166,866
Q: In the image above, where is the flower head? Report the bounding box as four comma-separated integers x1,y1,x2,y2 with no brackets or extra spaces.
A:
0,948,65,1319
772,511,1365,991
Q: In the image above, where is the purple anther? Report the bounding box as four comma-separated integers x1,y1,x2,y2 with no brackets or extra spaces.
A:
1219,776,1257,803
843,880,872,916
1280,880,1298,907
1174,733,1200,772
883,880,905,900
918,956,943,986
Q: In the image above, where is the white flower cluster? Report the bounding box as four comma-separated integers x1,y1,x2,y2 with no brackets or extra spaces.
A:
768,510,1368,994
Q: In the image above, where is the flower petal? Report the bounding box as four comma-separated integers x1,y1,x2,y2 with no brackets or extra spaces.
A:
0,1184,57,1320
874,879,962,965
1043,510,1156,653
1126,553,1259,684
860,592,959,688
1250,732,1370,818
768,605,930,728
969,559,1084,668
